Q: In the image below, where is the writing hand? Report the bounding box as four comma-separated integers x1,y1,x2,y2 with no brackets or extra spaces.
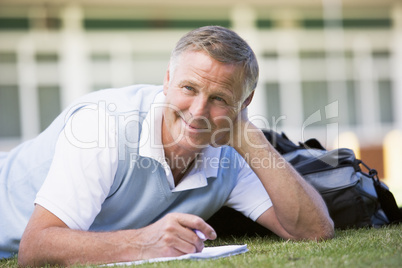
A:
131,213,216,260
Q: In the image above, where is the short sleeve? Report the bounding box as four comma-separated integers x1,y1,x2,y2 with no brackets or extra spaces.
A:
34,105,118,230
224,156,272,221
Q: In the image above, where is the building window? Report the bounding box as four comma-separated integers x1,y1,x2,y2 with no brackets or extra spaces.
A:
132,53,169,85
301,18,392,29
90,53,111,91
345,81,358,126
378,80,394,123
302,81,328,127
84,19,230,30
265,83,282,125
0,18,29,30
38,86,61,131
0,85,21,137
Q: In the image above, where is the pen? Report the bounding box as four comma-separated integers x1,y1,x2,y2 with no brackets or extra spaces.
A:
193,229,206,240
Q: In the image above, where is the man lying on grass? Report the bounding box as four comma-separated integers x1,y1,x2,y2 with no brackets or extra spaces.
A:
0,26,334,267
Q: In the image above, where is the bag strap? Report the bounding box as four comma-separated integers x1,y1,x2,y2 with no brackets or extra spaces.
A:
357,159,402,223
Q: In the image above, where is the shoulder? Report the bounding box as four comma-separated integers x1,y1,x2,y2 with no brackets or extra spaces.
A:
65,84,163,115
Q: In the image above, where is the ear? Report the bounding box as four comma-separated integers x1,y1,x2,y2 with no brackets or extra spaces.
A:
241,91,254,110
163,64,170,96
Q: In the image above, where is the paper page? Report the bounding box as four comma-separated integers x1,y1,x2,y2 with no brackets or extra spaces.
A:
104,244,248,266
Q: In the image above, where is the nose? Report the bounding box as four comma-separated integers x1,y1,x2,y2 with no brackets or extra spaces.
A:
189,95,209,118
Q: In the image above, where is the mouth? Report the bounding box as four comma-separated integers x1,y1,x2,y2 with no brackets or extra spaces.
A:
181,117,209,131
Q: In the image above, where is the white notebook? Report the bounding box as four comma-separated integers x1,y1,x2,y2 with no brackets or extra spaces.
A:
104,244,248,266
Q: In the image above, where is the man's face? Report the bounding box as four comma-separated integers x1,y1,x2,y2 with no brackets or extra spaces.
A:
162,50,246,151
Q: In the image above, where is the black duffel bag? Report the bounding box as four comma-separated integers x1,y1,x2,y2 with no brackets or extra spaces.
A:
207,130,402,236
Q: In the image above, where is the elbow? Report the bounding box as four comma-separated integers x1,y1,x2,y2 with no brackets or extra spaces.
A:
18,232,51,268
308,218,335,241
18,255,31,267
291,217,335,242
321,218,335,240
316,226,335,241
18,239,34,267
18,243,53,268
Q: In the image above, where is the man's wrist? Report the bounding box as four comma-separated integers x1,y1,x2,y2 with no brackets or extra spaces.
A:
231,121,268,156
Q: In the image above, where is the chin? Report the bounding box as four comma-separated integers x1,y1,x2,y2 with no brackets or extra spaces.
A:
181,137,211,150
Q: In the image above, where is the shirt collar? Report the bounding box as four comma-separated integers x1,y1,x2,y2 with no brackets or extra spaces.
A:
138,91,221,192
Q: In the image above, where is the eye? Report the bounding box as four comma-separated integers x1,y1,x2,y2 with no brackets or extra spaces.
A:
213,96,227,104
184,86,194,91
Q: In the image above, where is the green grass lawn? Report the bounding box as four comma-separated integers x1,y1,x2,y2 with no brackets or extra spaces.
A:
1,224,401,268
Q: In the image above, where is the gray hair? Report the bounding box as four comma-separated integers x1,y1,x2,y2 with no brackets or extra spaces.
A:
169,26,259,99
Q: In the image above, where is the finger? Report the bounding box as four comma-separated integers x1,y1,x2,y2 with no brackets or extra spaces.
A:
197,224,217,241
191,230,205,252
170,228,204,254
176,214,217,240
169,224,204,253
161,214,205,254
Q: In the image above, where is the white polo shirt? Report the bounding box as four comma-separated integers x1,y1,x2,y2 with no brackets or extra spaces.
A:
34,87,272,231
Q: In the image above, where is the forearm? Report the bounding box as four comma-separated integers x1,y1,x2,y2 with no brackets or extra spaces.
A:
233,123,334,240
18,206,214,267
18,205,145,267
18,226,139,267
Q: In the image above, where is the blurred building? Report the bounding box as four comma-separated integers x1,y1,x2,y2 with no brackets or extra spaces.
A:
0,0,401,195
